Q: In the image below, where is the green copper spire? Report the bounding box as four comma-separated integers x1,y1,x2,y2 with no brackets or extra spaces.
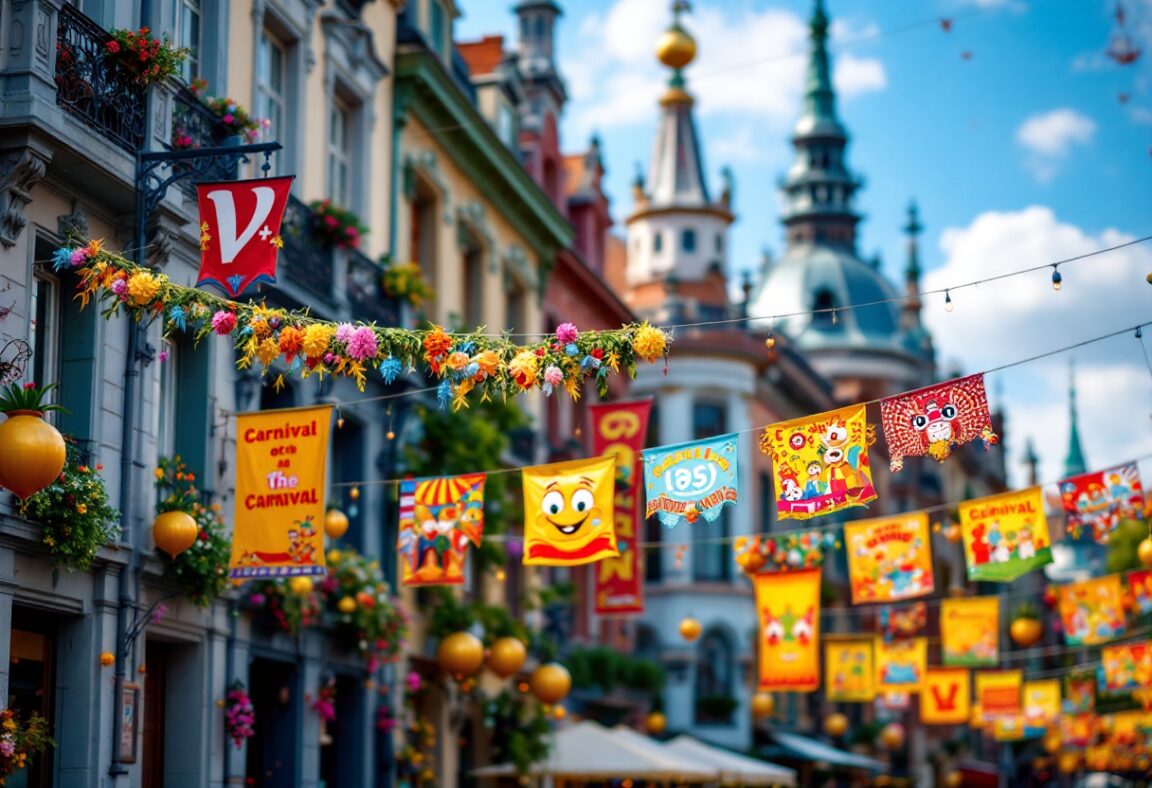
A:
903,201,923,282
803,0,838,126
1063,360,1087,477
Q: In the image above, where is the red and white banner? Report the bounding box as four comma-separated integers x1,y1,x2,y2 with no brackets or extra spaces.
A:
590,400,651,615
196,176,294,297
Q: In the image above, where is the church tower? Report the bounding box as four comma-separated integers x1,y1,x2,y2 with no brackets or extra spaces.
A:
515,1,568,207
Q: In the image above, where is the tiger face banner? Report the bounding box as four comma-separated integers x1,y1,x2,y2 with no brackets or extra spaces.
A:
844,513,934,604
759,405,877,521
921,668,971,725
755,568,821,692
396,474,486,586
941,596,1000,667
591,400,651,615
1023,680,1062,738
958,487,1051,582
1058,574,1127,647
876,637,927,694
975,670,1023,725
824,637,876,702
523,456,618,566
1059,462,1144,543
229,405,332,579
642,433,738,527
880,374,999,472
1102,640,1152,693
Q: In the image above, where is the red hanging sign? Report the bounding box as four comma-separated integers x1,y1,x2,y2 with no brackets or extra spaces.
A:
590,400,651,615
196,176,294,297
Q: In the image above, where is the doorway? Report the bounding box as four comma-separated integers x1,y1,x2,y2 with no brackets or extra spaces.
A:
246,658,300,787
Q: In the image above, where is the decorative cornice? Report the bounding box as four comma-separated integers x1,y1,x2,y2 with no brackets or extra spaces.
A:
0,146,50,248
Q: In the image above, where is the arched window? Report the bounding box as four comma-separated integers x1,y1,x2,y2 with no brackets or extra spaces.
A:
694,629,735,724
653,231,663,253
681,228,697,252
812,288,838,330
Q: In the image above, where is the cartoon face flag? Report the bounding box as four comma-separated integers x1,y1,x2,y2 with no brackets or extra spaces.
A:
1102,641,1152,692
1063,673,1096,714
1058,574,1127,646
958,487,1051,581
196,176,294,297
941,596,1000,667
824,638,875,702
1023,680,1062,738
754,568,821,692
921,668,971,725
396,473,485,586
844,513,934,604
880,374,998,472
522,456,618,566
643,434,739,527
875,637,927,694
975,671,1023,725
1059,462,1145,542
759,405,877,521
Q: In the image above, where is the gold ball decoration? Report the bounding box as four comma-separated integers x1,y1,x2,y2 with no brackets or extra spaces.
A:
337,596,357,614
486,637,528,679
679,617,702,643
824,712,849,738
1057,751,1080,774
750,692,775,719
288,576,314,596
529,663,572,706
944,771,963,788
880,722,905,750
1009,617,1043,648
437,632,485,680
99,651,115,667
655,26,697,70
944,524,962,543
152,510,199,557
646,711,667,735
324,508,350,540
0,412,66,501
552,705,567,720
1139,537,1152,568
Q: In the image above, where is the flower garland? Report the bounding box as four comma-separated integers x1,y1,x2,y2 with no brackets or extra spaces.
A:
397,672,437,787
56,242,671,405
0,709,53,780
222,681,255,748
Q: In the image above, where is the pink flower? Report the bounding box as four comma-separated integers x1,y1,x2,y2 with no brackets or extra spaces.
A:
334,323,355,344
324,216,338,228
543,365,563,387
555,322,579,345
0,740,13,757
70,248,89,265
211,310,237,335
346,326,378,362
111,279,128,296
406,671,422,692
158,349,169,363
222,114,234,125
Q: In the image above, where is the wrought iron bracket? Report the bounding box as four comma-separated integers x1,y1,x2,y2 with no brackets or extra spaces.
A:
137,141,283,219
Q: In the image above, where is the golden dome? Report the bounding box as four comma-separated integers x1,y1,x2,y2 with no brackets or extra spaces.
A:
656,26,696,70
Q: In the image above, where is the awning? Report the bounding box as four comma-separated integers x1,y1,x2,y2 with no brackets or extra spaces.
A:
664,734,797,786
764,730,888,772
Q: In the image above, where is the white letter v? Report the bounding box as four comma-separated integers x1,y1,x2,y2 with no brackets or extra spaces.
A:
207,186,276,264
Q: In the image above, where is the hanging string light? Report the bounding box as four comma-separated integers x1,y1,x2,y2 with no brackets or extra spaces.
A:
1052,265,1063,291
944,290,954,312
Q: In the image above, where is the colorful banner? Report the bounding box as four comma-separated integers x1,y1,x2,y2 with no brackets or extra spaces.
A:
1063,673,1096,714
1129,570,1152,616
755,568,821,692
196,176,294,297
879,602,928,640
941,596,1000,667
642,433,738,527
1058,574,1127,646
880,374,998,472
1059,462,1144,542
844,513,934,604
824,637,876,702
1061,713,1095,747
396,474,486,586
975,670,1023,723
759,404,877,521
229,405,332,579
876,637,927,694
1102,640,1152,692
522,456,618,566
922,668,971,725
1023,680,1062,738
591,400,651,615
958,487,1051,581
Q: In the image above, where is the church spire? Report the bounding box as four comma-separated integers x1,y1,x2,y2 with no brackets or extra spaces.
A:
1063,360,1088,477
802,0,840,130
1022,438,1040,487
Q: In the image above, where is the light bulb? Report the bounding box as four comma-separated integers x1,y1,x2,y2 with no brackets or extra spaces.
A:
1052,268,1063,291
831,310,839,325
766,335,776,349
386,430,396,440
944,291,954,312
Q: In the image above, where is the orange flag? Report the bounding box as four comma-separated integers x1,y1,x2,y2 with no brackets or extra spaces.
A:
922,668,971,725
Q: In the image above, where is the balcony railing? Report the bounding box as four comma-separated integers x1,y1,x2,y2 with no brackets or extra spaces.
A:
54,4,147,153
347,251,402,327
280,196,335,299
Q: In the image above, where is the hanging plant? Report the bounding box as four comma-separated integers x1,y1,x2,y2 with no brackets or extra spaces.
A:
154,456,231,606
105,28,188,86
381,260,434,308
484,689,551,775
0,381,67,502
319,547,408,669
222,681,255,748
244,577,323,635
309,200,368,250
0,708,54,780
181,78,270,143
23,443,120,571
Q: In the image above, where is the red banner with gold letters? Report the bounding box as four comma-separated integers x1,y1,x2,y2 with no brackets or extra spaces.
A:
196,176,294,297
590,400,651,615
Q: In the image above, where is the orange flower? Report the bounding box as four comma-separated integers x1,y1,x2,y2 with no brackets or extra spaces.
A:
422,326,452,373
278,325,304,360
472,350,500,380
445,351,470,371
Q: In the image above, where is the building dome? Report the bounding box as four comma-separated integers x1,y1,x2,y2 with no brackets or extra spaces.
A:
656,26,696,69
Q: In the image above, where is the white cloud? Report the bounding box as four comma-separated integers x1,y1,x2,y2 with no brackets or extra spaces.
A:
922,208,1152,486
834,53,888,96
1015,108,1096,182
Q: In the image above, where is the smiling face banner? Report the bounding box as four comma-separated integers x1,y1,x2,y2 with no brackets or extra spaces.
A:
754,568,821,692
880,374,998,472
522,456,618,566
1058,574,1127,647
958,487,1051,581
1059,462,1145,542
759,405,877,521
642,434,739,527
844,513,934,604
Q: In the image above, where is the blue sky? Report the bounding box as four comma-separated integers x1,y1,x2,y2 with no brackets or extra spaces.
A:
457,0,1152,487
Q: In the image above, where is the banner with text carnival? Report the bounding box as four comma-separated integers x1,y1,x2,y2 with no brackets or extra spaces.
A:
958,486,1051,582
591,400,651,615
196,176,294,297
229,404,332,578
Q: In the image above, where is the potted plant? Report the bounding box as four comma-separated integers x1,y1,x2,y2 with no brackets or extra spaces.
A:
244,577,322,635
105,28,188,86
0,708,54,780
175,79,270,147
154,456,230,606
309,200,368,251
381,260,434,308
24,444,120,571
0,382,67,503
151,456,200,558
320,547,408,670
222,681,255,749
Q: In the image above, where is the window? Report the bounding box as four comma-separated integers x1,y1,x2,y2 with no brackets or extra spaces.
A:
410,179,438,315
257,30,287,155
327,100,350,206
507,281,527,335
653,231,663,253
9,614,56,787
812,288,838,330
681,228,696,252
429,0,446,56
759,471,776,532
463,241,484,330
157,342,178,459
332,418,365,550
695,629,735,725
692,402,730,581
176,0,202,82
714,233,723,252
30,270,60,400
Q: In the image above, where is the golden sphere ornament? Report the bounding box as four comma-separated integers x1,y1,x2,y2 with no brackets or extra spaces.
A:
824,712,849,738
1010,617,1043,647
529,663,572,706
152,510,199,557
646,711,667,735
288,576,314,596
552,705,567,720
437,632,485,679
324,508,350,540
486,637,528,679
944,771,963,788
99,651,115,666
0,411,66,501
655,26,696,70
751,692,775,719
679,617,702,643
1139,537,1152,568
880,722,905,750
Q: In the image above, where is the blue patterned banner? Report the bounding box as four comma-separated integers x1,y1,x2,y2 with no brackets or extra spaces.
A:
643,434,739,527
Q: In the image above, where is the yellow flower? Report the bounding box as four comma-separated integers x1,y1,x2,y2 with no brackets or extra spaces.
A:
303,323,334,358
508,350,539,389
248,316,271,339
472,350,500,379
256,337,280,366
76,504,87,514
328,549,342,563
154,468,164,479
126,271,162,306
85,238,104,257
632,321,668,363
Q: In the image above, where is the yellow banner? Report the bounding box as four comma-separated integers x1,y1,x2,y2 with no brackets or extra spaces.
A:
522,456,619,566
1102,640,1152,692
876,637,927,694
958,487,1051,581
229,405,332,579
825,637,875,702
975,670,1023,724
1058,574,1127,646
1023,679,1061,736
921,668,970,725
941,596,1000,667
844,513,934,604
755,568,821,692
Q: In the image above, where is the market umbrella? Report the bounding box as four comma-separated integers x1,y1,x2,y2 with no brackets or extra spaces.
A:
663,735,796,786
